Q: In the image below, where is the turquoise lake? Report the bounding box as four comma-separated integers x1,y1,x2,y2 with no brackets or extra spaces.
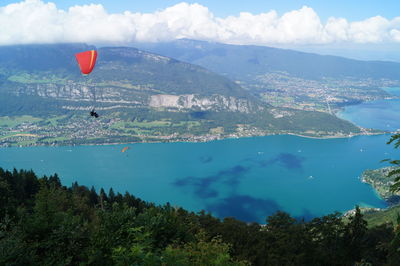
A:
0,134,397,223
337,87,400,131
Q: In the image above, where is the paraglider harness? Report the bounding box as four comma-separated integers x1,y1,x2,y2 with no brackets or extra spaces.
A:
90,109,99,118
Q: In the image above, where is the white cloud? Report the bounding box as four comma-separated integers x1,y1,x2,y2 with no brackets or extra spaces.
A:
0,0,400,45
391,29,400,42
348,16,391,43
324,17,349,42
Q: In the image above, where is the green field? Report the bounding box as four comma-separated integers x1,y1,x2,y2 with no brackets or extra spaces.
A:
7,73,66,84
111,119,201,131
0,115,42,127
0,132,38,140
46,115,68,126
364,205,400,228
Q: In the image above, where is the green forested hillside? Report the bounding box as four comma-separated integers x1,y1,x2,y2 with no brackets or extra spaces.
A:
0,43,251,102
0,44,362,147
1,167,400,265
134,39,399,112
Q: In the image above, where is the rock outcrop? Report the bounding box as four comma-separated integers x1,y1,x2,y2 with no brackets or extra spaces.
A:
149,94,262,113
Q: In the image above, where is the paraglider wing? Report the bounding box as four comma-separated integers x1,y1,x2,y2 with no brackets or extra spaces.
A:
121,147,129,153
75,50,97,75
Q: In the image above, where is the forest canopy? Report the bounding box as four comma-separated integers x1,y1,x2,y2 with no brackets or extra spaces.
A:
1,167,400,265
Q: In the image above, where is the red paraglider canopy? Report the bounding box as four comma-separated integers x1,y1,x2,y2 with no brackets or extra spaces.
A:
75,50,97,75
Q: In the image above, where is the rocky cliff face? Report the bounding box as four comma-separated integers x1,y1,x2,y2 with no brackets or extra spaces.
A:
11,82,144,105
149,94,262,113
10,83,260,113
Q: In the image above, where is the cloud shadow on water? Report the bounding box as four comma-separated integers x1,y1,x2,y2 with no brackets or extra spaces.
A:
173,175,220,198
259,153,305,171
172,165,250,199
199,156,213,164
172,159,316,223
206,195,282,223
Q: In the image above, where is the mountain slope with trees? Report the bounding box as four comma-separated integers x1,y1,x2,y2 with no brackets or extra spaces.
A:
0,43,362,147
134,39,400,112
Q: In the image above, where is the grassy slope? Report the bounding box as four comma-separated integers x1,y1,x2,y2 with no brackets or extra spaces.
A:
364,205,400,228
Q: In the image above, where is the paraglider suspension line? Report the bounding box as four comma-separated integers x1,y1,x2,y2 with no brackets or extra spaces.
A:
85,77,96,110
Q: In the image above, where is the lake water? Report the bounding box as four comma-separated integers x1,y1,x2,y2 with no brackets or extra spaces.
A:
337,87,400,131
0,134,397,223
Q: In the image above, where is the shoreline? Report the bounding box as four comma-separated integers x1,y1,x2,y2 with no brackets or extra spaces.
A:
3,88,399,148
286,131,387,140
360,167,400,207
1,129,392,148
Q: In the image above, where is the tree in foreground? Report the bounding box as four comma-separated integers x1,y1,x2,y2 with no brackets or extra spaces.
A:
383,134,400,192
382,134,400,264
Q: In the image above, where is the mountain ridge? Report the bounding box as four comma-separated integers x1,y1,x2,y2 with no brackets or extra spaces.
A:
0,43,363,146
131,39,398,112
132,38,400,81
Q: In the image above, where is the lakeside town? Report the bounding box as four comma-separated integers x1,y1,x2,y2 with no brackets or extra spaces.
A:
0,112,386,148
243,72,400,113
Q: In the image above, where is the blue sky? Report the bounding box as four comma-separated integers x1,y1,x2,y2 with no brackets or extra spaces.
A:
2,0,399,21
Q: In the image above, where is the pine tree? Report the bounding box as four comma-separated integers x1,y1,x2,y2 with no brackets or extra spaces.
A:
344,206,368,262
108,188,115,203
89,186,98,206
383,134,400,192
99,188,108,209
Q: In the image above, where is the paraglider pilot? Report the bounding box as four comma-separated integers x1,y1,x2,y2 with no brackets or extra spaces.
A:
75,50,99,118
90,109,99,118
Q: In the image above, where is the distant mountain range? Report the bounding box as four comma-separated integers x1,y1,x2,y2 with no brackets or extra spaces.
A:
133,39,399,112
0,43,367,146
133,39,400,82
